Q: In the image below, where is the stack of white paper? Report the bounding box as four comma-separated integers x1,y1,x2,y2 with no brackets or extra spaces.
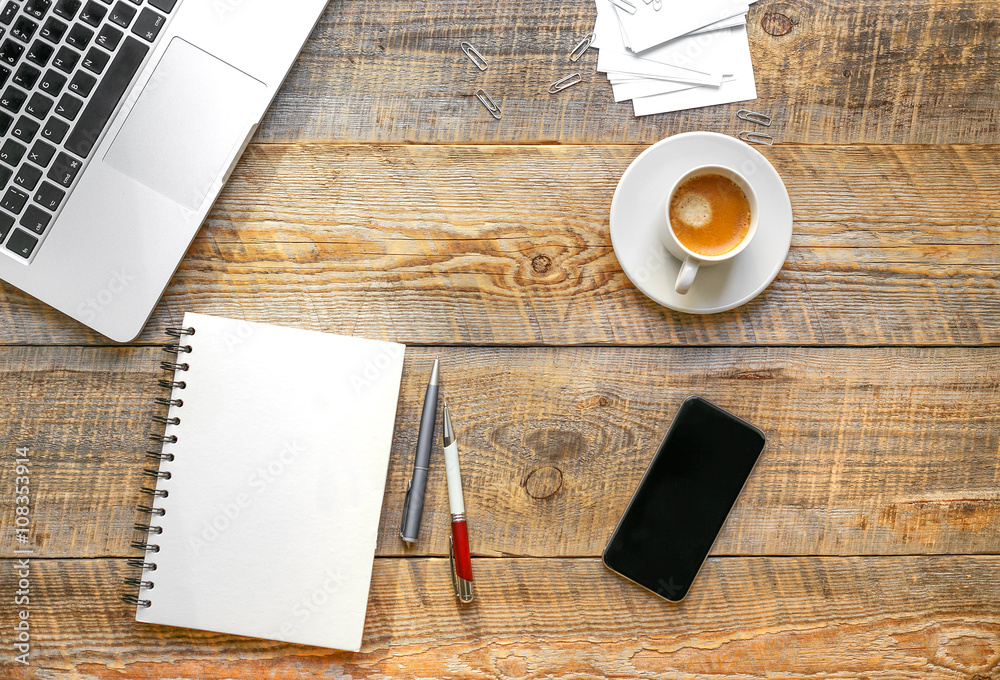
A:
592,0,758,116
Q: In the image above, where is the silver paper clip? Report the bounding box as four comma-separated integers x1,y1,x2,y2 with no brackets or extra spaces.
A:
609,0,637,14
569,32,595,62
461,41,488,71
475,88,502,119
641,0,662,10
738,130,774,145
737,109,772,126
548,73,582,94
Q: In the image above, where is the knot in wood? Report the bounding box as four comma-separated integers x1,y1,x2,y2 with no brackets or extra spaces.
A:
531,255,552,274
761,12,794,36
524,466,563,500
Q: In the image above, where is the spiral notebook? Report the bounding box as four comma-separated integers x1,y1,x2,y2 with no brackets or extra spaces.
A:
125,313,406,651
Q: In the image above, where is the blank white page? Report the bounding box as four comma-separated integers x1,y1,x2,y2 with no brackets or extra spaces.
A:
136,312,405,652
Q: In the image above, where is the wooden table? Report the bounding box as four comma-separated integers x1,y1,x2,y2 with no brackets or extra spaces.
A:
2,0,998,677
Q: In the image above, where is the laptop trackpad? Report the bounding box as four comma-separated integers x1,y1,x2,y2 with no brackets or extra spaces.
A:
104,38,265,211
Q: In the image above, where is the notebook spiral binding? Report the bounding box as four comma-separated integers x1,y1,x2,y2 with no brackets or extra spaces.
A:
121,325,195,610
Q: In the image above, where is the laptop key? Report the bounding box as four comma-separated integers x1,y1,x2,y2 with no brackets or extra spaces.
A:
6,229,36,259
81,45,109,73
6,227,37,257
67,69,95,96
54,0,82,20
0,38,24,65
54,92,81,120
0,64,9,87
65,21,92,48
0,163,10,186
12,16,39,43
34,180,64,209
79,1,105,27
41,115,69,142
0,85,26,113
131,7,163,42
0,110,11,135
40,16,67,43
13,64,41,89
24,0,53,20
12,114,40,141
39,68,66,94
53,45,80,73
0,2,16,26
0,138,25,165
95,22,121,50
14,162,42,191
148,0,176,13
0,210,12,242
27,139,55,166
2,186,28,213
66,36,146,157
47,151,81,186
25,91,52,118
109,1,135,27
26,39,54,66
19,204,50,233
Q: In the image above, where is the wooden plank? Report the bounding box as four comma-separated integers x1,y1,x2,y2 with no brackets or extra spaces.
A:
254,0,1000,144
1,144,998,345
2,345,997,559
0,556,998,678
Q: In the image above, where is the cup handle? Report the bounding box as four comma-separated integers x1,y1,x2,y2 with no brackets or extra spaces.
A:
675,257,699,295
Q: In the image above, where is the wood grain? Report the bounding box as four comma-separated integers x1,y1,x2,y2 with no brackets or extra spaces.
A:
252,0,1000,144
0,556,998,679
1,144,998,345
2,345,997,560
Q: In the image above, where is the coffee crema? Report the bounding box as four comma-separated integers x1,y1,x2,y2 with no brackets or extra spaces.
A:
669,173,751,257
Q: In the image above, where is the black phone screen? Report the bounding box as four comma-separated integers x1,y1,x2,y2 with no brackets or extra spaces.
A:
602,396,766,602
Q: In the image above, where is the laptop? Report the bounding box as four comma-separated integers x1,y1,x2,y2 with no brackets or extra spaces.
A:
0,0,329,341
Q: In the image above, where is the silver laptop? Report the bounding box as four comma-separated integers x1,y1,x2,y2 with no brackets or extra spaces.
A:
0,0,329,341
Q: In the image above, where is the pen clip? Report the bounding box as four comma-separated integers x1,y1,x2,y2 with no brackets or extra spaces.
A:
448,536,460,597
400,478,413,538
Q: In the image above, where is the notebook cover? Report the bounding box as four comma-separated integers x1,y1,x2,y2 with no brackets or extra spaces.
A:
136,312,405,651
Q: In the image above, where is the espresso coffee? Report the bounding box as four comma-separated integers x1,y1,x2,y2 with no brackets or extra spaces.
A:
669,173,751,257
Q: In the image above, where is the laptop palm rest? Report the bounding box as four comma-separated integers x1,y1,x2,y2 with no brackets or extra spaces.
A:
104,38,265,212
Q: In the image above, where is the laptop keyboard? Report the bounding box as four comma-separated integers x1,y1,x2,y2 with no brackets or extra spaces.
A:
0,0,176,262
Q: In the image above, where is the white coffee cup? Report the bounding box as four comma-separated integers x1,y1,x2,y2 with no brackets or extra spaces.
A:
657,165,759,295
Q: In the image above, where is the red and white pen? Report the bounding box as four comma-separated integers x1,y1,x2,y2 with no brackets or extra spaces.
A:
442,401,473,603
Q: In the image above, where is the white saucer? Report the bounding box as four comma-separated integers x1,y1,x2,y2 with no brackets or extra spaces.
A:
610,131,793,314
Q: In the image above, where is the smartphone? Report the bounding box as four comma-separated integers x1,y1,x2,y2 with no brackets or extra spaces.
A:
602,396,766,602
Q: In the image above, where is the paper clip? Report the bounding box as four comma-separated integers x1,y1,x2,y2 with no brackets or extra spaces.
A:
737,109,772,126
569,32,595,62
738,130,774,145
475,88,502,119
641,0,662,10
461,41,488,71
548,73,582,94
609,0,637,14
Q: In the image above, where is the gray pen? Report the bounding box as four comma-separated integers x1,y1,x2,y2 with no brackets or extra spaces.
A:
400,357,439,544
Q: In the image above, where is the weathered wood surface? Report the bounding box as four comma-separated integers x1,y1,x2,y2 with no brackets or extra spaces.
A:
2,346,997,560
257,0,1000,145
0,557,998,679
1,144,998,345
1,0,997,675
